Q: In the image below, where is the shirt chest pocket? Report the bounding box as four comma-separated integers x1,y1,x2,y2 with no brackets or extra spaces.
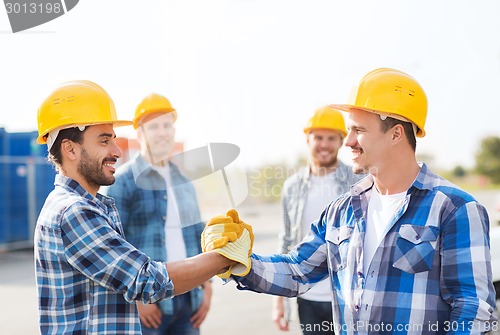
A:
325,226,353,272
393,224,440,274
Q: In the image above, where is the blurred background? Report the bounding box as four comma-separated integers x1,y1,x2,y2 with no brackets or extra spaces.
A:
1,0,500,334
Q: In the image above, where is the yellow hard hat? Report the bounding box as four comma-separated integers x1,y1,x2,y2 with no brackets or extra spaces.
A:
330,68,428,137
133,93,177,129
303,106,347,137
37,80,132,144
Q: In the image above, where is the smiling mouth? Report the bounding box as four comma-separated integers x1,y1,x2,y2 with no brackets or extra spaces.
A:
351,148,363,158
317,150,332,156
103,158,117,170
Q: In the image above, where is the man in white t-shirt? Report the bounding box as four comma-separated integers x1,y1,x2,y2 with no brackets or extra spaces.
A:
204,68,496,335
106,94,212,335
273,106,362,334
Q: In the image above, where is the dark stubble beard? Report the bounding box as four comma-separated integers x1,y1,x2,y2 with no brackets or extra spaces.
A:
78,148,116,189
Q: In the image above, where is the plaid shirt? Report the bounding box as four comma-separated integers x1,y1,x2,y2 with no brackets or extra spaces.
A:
105,154,205,315
238,163,497,334
35,174,174,335
279,160,364,253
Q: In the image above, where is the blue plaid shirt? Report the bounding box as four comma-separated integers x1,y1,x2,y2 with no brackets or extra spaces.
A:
35,174,174,335
238,164,497,334
279,161,364,253
105,154,205,315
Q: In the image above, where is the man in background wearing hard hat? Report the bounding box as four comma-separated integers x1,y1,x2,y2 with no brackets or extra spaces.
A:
272,106,362,334
34,81,244,335
105,93,212,335
203,68,497,334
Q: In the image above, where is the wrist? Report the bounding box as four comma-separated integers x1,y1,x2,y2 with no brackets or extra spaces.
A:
212,252,236,269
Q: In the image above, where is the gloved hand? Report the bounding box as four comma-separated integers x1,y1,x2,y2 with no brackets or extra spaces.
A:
201,209,254,279
201,211,242,252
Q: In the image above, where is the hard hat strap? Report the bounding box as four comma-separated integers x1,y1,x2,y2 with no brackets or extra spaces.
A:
378,113,417,137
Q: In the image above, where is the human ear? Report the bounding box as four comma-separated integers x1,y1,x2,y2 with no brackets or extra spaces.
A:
391,124,404,142
61,139,78,161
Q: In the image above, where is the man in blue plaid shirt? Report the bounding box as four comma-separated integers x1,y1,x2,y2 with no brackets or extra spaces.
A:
106,93,212,335
204,68,497,334
34,81,236,335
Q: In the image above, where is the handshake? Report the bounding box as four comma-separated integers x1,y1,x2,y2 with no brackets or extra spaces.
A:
201,209,254,279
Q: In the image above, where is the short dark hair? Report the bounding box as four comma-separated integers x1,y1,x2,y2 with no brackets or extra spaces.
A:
48,127,87,167
379,117,416,151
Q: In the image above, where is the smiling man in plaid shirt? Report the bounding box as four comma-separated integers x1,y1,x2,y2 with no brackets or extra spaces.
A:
204,68,497,334
34,80,237,335
106,93,213,335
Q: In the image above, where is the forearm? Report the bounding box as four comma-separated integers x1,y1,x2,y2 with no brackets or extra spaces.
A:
239,226,329,297
166,251,235,295
236,254,310,297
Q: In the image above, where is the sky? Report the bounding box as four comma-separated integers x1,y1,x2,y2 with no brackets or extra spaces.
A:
1,0,499,170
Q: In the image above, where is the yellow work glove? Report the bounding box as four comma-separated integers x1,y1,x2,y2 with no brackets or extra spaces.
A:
201,213,242,252
201,209,254,279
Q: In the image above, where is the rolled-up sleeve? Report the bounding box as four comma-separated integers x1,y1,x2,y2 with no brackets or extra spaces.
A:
237,211,329,297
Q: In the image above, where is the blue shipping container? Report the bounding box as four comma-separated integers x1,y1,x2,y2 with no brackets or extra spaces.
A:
0,128,55,249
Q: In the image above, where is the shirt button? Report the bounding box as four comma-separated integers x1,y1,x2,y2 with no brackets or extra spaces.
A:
415,234,420,240
163,195,168,200
162,216,166,221
355,305,359,310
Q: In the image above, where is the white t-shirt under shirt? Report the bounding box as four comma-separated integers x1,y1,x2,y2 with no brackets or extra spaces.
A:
151,164,187,262
363,187,407,272
301,173,346,302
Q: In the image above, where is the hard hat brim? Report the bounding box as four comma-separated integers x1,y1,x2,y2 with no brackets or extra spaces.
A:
37,120,133,144
133,109,177,129
329,104,425,137
303,127,347,137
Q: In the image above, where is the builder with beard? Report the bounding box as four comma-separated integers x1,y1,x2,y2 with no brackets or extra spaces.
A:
33,81,240,335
